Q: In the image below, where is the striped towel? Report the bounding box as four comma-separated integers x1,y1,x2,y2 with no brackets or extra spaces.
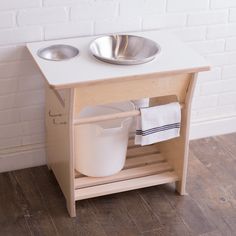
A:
135,102,181,146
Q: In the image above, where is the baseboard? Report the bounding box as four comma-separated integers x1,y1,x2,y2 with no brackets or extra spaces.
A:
190,115,236,140
0,144,46,173
1,115,236,173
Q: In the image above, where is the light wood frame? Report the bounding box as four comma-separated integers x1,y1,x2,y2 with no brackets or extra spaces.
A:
45,72,198,217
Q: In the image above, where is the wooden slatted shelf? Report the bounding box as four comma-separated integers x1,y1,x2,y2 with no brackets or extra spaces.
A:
75,161,173,189
74,144,178,200
74,145,161,178
75,171,178,200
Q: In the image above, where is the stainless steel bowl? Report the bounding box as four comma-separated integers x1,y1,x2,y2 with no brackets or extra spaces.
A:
90,35,161,65
37,44,79,61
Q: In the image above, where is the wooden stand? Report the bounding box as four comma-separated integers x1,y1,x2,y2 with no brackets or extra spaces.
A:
45,72,198,217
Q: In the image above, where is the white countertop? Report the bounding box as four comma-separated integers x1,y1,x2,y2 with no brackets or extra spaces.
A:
27,30,210,89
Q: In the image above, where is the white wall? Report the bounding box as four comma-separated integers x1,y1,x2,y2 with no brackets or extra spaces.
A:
0,0,236,172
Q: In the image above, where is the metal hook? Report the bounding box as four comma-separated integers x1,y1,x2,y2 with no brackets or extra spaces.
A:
53,119,67,125
49,110,62,117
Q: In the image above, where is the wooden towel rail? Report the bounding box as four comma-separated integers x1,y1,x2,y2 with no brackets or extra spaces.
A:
74,103,184,125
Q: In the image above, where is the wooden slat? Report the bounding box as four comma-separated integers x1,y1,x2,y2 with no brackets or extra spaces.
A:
124,153,164,169
75,171,179,200
74,153,164,178
127,145,159,158
128,138,136,148
75,161,172,189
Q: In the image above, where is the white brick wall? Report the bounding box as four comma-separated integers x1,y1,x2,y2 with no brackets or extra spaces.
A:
0,0,236,171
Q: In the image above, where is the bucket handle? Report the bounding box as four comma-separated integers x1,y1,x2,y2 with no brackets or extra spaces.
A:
96,118,132,136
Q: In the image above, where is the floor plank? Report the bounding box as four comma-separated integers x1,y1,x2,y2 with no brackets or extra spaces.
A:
89,193,141,236
118,191,162,233
0,172,31,236
190,137,236,186
187,151,235,235
139,185,192,236
13,169,59,236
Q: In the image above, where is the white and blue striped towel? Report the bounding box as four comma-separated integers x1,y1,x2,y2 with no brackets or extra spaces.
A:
135,102,181,146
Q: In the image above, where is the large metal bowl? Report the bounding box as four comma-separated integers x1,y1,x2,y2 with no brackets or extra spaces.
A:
37,44,79,61
90,35,161,65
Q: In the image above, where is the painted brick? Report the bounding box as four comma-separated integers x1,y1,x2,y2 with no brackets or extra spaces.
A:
0,109,19,125
0,94,16,111
188,40,225,55
0,12,15,28
230,8,236,22
207,24,236,39
171,27,207,42
20,105,45,121
200,79,236,95
143,14,186,30
0,0,41,10
44,0,76,6
222,65,236,78
45,21,93,40
0,60,40,79
219,92,236,105
205,52,236,66
167,0,208,12
0,27,42,46
16,90,45,107
120,0,165,16
21,120,45,135
197,67,222,82
187,10,228,26
194,105,236,120
0,45,31,62
0,123,21,139
211,0,236,9
95,17,142,35
0,137,21,149
18,74,45,91
71,2,118,20
17,7,68,26
220,78,236,92
0,78,18,95
226,37,236,51
192,95,218,109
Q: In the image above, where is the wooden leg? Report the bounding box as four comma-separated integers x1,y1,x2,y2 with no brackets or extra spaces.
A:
66,199,76,217
176,180,187,195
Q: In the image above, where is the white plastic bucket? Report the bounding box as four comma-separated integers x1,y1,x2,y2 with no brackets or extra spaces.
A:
75,102,135,177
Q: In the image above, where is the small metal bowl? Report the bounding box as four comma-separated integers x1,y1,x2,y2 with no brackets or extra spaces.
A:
90,35,161,65
37,44,79,61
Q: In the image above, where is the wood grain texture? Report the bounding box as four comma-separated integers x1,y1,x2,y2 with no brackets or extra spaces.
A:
0,133,235,235
74,73,191,113
45,86,76,217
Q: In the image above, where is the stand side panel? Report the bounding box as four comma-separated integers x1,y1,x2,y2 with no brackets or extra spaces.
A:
154,73,197,195
45,86,76,217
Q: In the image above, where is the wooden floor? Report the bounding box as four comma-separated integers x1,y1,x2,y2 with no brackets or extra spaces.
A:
0,133,236,236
